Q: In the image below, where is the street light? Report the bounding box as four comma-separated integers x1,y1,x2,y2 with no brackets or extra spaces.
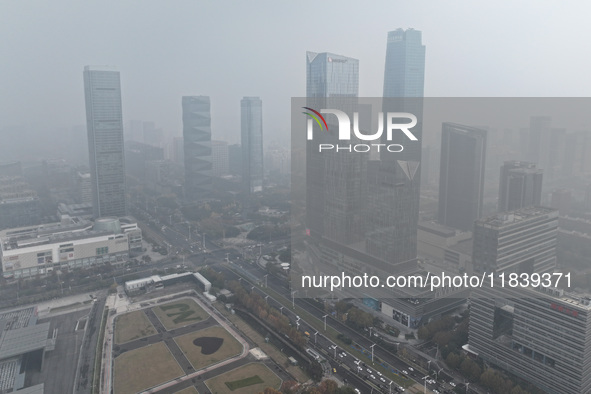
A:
314,331,318,344
291,290,297,309
330,345,337,358
433,368,443,381
265,295,269,304
263,274,268,287
427,360,431,371
389,381,393,394
370,343,376,363
323,314,328,331
466,382,470,393
423,375,429,394
279,306,284,315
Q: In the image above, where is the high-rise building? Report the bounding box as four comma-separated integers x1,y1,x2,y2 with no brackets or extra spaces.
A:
182,96,212,201
306,52,359,98
375,28,426,262
211,140,229,177
305,52,360,244
241,97,264,194
438,123,487,231
472,206,558,274
383,28,426,99
83,66,127,218
301,42,466,327
498,161,543,212
76,171,92,204
469,284,591,394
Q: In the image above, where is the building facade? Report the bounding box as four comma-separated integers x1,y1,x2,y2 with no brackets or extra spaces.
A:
241,97,264,195
472,206,558,274
438,123,487,231
83,66,127,218
469,285,591,394
0,176,40,230
211,140,229,177
0,217,141,279
182,96,212,201
498,161,543,213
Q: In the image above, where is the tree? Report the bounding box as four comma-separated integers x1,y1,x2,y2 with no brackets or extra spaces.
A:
460,358,482,382
446,352,462,369
417,326,430,340
318,379,338,394
511,386,529,394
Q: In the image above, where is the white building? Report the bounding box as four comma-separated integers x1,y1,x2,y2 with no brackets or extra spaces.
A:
1,216,141,278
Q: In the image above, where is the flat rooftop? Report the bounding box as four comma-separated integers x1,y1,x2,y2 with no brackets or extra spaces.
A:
0,322,50,360
418,221,458,237
476,206,558,229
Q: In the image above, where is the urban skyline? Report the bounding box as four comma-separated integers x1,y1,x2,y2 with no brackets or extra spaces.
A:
2,3,591,393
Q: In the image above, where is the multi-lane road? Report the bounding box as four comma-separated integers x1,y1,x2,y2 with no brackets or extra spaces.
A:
133,207,459,393
217,263,460,394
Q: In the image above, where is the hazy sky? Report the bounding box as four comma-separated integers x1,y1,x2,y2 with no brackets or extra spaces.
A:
1,1,590,153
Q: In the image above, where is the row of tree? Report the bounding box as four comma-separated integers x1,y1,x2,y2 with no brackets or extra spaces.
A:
226,280,307,349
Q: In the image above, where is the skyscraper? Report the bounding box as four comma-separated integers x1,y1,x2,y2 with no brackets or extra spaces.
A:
241,97,263,195
306,52,359,98
211,140,229,177
372,28,426,263
498,161,543,212
305,52,360,244
438,123,487,231
182,96,212,201
83,66,127,218
383,28,426,99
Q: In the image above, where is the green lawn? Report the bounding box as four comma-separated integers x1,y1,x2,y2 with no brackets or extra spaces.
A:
174,325,243,370
226,375,264,390
205,363,281,394
114,310,157,344
114,342,184,394
152,298,210,330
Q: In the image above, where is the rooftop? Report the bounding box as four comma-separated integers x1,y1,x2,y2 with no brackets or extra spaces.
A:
0,322,50,360
476,206,558,229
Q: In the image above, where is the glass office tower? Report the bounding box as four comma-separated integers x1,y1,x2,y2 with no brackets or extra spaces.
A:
83,66,127,218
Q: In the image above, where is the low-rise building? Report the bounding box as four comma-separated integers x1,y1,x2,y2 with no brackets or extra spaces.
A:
0,216,142,278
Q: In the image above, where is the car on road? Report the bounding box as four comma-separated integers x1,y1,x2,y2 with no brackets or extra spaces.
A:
370,374,375,380
333,368,337,373
380,377,386,382
449,382,456,387
402,370,408,375
408,367,414,372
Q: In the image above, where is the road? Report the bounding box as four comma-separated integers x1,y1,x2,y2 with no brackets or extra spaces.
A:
218,263,461,394
130,204,459,393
